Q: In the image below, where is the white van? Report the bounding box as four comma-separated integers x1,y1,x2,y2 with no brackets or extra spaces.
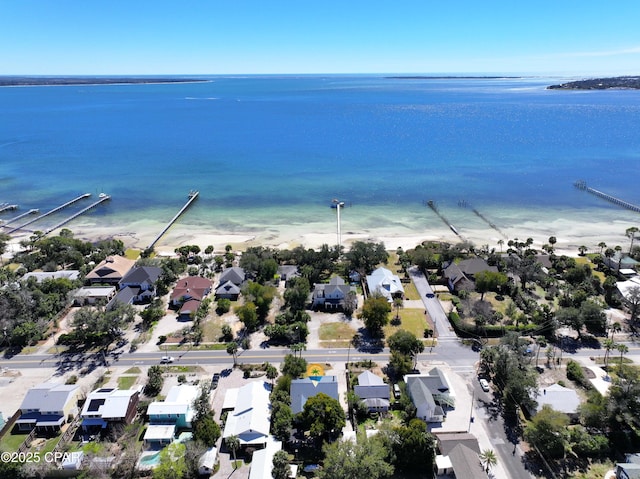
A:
393,384,401,399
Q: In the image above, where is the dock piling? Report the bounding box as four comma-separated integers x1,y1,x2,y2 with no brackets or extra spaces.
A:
147,190,199,250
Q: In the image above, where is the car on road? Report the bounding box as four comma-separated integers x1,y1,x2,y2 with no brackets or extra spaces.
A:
160,356,175,364
425,292,435,298
479,378,490,392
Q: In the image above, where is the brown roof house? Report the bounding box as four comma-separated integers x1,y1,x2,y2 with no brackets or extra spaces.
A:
171,276,213,317
85,256,135,285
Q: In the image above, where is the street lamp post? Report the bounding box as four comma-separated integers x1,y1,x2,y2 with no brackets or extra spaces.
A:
332,199,345,251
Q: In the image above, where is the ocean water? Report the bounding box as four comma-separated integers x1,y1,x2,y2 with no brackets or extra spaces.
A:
1,75,639,248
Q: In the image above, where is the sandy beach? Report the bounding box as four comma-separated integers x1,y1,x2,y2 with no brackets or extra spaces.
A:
5,201,636,260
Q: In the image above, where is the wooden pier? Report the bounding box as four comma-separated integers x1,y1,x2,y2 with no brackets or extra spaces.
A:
0,203,18,214
575,180,640,213
0,209,38,227
43,194,111,235
427,200,463,238
147,190,199,250
5,193,91,235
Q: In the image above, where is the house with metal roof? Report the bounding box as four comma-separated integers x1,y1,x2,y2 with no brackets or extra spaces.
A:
366,267,404,302
354,371,390,412
311,276,355,310
529,383,581,419
404,368,456,423
222,381,271,447
290,376,339,414
17,382,81,434
73,286,116,305
80,387,140,433
144,385,200,445
22,270,80,283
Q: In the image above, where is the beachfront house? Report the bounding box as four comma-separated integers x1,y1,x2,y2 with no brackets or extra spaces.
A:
80,387,141,434
311,276,355,311
366,267,404,302
17,382,81,434
404,368,455,423
277,265,300,286
290,376,340,414
116,265,163,304
144,384,199,446
85,255,135,285
442,258,498,293
215,267,246,300
354,371,390,413
170,276,213,317
222,381,271,448
604,252,639,273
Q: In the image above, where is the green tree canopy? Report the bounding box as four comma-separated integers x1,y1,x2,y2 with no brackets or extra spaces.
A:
319,436,394,479
524,405,569,459
360,295,391,337
474,270,508,300
344,241,388,276
298,392,345,442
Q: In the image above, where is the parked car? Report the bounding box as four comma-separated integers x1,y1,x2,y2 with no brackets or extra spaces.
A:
160,356,175,364
211,373,220,389
393,384,401,399
479,378,490,392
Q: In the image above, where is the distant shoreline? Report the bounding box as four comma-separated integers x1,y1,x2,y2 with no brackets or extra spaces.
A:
0,76,210,87
386,75,522,80
548,76,640,90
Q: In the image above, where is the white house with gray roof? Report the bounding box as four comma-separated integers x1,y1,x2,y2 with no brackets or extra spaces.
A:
404,368,455,423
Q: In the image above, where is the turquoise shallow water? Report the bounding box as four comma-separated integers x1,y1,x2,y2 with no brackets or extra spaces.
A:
1,75,639,248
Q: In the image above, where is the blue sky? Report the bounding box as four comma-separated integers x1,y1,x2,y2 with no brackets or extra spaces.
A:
2,1,639,75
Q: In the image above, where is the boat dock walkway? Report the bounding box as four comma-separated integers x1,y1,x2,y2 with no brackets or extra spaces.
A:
426,200,464,239
147,190,199,250
0,209,39,227
575,180,640,213
5,193,91,235
43,194,111,235
0,203,18,214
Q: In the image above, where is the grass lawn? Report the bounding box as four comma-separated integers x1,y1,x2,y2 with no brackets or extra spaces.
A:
319,322,357,341
384,308,427,339
124,367,141,374
574,256,606,282
0,432,28,452
568,461,614,479
201,315,225,342
384,253,420,300
124,248,141,260
118,376,139,390
165,343,228,351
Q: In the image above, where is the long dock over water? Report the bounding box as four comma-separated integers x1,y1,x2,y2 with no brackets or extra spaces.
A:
426,200,464,238
0,203,18,214
5,193,90,235
43,194,111,235
147,190,199,250
0,209,39,227
575,180,640,213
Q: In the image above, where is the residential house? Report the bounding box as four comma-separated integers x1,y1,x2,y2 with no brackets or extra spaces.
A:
617,276,640,305
366,267,404,302
144,385,200,446
290,376,340,414
442,258,498,293
311,276,355,310
604,252,639,273
80,387,141,433
85,256,135,285
73,286,116,306
116,265,163,304
404,369,456,423
277,265,300,286
528,384,581,420
435,432,482,477
215,267,245,300
22,270,80,283
249,438,294,479
17,382,81,434
171,276,213,317
198,447,218,476
354,371,390,412
222,381,271,447
617,453,640,479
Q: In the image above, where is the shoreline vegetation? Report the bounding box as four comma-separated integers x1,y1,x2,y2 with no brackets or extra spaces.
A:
548,76,640,90
0,76,209,87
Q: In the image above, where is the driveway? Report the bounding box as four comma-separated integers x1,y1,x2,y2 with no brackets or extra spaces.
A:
409,266,456,338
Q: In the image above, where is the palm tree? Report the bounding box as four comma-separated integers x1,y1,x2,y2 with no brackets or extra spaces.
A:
610,321,622,340
226,341,239,366
603,338,616,370
226,435,240,467
265,362,278,385
393,297,404,322
497,239,504,253
548,236,557,254
617,343,629,367
479,448,498,473
598,242,607,254
578,245,588,256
